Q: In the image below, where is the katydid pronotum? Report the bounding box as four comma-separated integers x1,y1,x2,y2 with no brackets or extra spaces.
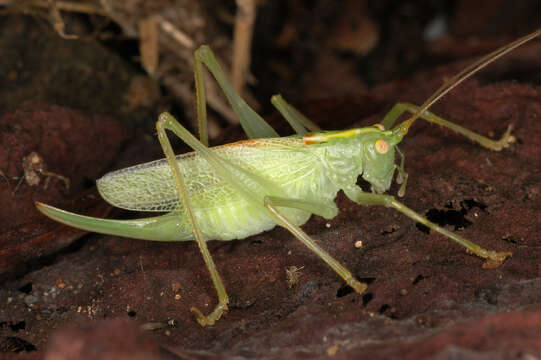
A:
36,29,540,326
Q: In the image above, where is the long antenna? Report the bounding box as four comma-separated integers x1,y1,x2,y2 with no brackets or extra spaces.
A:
396,28,541,136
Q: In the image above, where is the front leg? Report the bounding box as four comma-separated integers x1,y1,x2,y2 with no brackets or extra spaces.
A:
395,147,408,197
381,103,515,151
343,186,512,267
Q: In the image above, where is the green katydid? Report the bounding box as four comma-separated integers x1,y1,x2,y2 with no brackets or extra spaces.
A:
36,29,540,326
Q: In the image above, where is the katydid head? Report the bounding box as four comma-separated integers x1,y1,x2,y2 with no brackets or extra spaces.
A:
304,126,405,194
359,125,403,194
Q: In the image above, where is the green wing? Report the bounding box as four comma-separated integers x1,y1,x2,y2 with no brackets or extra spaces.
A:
97,138,318,212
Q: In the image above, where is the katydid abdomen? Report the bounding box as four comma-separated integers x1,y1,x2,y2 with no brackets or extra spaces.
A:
92,137,342,241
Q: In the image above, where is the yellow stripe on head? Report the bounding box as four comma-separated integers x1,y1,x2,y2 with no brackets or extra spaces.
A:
303,129,367,145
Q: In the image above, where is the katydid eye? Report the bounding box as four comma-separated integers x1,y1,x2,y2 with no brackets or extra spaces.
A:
375,139,389,154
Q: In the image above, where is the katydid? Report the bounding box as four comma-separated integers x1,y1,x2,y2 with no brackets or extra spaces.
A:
36,29,540,326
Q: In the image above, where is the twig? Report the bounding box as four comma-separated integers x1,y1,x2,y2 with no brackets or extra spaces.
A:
48,0,77,39
156,15,195,50
0,0,107,15
139,16,159,75
232,0,256,96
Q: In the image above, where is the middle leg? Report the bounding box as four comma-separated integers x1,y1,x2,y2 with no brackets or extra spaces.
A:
264,196,367,294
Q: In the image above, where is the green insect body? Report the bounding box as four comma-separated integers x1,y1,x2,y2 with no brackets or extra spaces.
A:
47,127,398,242
36,29,541,326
